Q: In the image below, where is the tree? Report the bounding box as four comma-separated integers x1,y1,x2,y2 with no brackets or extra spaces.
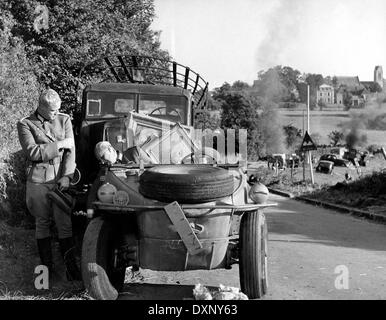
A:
220,91,260,159
254,66,300,103
367,82,383,93
220,92,258,130
4,0,167,115
332,76,338,87
283,124,302,150
305,74,324,89
328,130,344,146
231,81,250,91
194,110,221,130
212,82,232,102
297,73,324,108
213,81,263,112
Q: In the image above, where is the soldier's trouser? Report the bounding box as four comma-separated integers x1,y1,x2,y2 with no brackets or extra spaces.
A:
26,181,72,239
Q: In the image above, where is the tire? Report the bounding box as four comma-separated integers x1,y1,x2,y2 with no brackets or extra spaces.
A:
81,217,126,300
139,165,234,203
239,211,268,299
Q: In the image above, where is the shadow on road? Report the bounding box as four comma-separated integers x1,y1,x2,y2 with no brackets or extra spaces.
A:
265,195,386,252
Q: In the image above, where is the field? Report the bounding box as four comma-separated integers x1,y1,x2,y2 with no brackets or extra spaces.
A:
279,110,386,147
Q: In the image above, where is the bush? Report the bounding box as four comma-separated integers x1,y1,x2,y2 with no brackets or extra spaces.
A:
0,13,40,225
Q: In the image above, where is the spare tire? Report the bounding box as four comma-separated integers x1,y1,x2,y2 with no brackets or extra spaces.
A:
139,165,234,203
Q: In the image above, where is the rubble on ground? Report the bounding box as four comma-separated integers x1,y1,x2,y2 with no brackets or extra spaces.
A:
193,283,248,300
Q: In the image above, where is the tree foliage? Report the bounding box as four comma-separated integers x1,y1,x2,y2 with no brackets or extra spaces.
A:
328,130,344,146
213,81,263,111
194,110,221,130
220,92,258,130
366,82,382,93
0,11,40,224
283,124,302,150
219,91,261,159
254,66,300,103
3,0,168,115
217,88,285,159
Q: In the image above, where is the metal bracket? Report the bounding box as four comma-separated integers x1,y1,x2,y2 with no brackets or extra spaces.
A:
164,201,203,255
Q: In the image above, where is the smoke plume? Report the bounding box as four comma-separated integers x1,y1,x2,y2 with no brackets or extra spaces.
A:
256,0,304,70
340,95,386,149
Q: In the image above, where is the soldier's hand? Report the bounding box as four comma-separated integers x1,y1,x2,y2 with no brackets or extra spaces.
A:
58,138,74,150
57,176,70,190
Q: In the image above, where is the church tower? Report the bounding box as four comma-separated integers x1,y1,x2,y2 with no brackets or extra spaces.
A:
374,66,384,90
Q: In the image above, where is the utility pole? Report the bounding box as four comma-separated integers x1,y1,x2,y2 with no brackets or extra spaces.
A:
307,84,315,184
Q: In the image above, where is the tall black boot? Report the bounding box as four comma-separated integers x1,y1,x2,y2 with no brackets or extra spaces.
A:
37,237,65,287
37,237,53,271
58,237,82,281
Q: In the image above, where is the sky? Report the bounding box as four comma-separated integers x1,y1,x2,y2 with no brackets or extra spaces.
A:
151,0,386,90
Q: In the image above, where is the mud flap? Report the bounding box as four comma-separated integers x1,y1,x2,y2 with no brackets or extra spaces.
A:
164,201,203,255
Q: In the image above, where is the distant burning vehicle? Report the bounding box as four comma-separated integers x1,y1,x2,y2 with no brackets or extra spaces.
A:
343,149,370,167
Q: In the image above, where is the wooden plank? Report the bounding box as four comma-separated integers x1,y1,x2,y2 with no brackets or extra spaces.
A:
164,201,203,255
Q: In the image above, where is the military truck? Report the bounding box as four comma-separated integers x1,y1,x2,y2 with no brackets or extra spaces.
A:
72,55,275,300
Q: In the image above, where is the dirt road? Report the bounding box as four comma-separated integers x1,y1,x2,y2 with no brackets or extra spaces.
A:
120,194,386,300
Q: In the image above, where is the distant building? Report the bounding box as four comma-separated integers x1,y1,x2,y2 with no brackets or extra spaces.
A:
336,89,344,105
317,84,334,104
333,84,368,108
323,66,385,108
335,76,362,91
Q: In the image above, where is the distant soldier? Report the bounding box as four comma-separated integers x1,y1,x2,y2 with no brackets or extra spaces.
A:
17,89,81,282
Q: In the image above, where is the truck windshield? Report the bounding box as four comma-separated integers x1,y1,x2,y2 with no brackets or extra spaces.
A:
85,92,189,124
139,94,188,124
86,92,135,118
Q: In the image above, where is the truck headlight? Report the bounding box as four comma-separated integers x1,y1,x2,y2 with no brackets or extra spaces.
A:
97,183,117,203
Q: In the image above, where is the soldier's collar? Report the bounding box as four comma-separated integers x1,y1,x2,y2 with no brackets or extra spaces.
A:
35,111,48,123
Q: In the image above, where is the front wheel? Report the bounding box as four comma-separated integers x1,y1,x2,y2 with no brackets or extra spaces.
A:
81,217,126,300
239,210,268,299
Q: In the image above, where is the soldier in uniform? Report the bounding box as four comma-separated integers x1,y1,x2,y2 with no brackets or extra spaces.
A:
17,88,81,281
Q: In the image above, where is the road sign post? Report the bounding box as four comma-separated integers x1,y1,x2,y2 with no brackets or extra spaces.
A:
300,131,317,184
309,151,314,184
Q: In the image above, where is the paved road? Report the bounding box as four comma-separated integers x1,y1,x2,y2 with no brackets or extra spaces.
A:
120,194,386,300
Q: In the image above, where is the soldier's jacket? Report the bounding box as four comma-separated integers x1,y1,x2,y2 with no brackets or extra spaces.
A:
17,111,76,183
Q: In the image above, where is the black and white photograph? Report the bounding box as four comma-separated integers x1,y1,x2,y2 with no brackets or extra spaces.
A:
0,0,386,307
